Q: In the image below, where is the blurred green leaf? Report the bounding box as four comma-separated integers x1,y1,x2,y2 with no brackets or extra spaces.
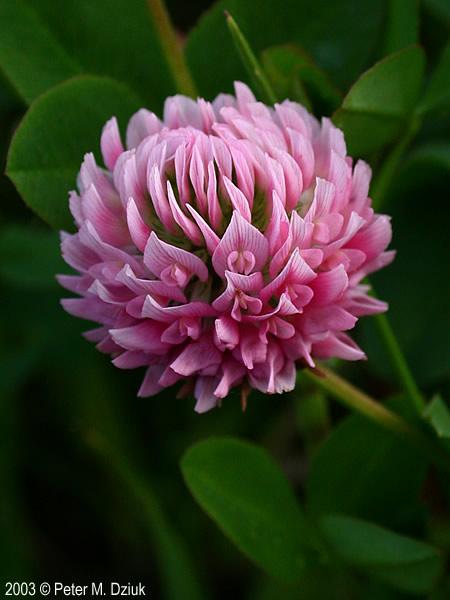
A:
334,46,425,155
424,0,450,22
0,0,175,108
383,0,419,55
102,447,205,600
186,0,385,97
7,75,140,230
0,0,80,105
181,436,313,582
419,42,450,116
250,568,355,600
262,45,342,115
0,224,66,288
307,403,427,530
407,142,450,170
63,357,205,600
319,515,443,594
423,394,450,438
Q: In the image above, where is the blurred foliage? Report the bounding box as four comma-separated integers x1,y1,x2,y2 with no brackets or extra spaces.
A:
0,0,449,598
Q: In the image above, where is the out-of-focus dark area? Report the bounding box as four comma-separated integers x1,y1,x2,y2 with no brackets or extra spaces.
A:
0,1,449,599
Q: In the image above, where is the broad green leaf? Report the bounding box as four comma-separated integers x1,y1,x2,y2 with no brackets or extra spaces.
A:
419,42,450,115
383,0,419,55
307,405,427,530
0,225,66,288
7,76,141,230
186,0,385,97
262,45,342,115
334,46,425,155
181,436,312,582
423,395,450,438
0,0,175,107
320,515,443,594
0,0,81,104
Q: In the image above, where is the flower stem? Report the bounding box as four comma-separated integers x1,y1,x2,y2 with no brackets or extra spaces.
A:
302,366,450,473
374,311,426,412
147,0,198,98
225,12,278,105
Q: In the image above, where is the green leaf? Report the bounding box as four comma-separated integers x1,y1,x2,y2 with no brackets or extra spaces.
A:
0,224,67,288
0,0,175,107
419,42,450,115
181,436,312,582
7,76,141,230
225,12,277,104
262,45,342,115
319,515,443,594
423,395,450,438
407,142,450,171
0,0,81,105
307,404,428,531
186,0,385,98
383,0,419,55
333,46,425,155
424,0,450,22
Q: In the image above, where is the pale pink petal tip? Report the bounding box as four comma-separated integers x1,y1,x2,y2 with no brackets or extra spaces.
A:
58,81,395,413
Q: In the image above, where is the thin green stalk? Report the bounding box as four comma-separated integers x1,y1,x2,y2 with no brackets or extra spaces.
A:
302,366,450,473
225,12,278,104
147,0,198,97
374,311,425,412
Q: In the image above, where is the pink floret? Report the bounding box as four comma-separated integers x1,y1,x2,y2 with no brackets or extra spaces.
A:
59,82,394,412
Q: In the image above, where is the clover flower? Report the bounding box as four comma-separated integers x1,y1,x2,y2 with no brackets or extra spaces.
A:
59,82,394,412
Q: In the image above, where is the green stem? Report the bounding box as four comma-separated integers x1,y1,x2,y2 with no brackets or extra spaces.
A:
225,12,278,104
147,0,198,97
302,366,450,473
374,311,425,412
372,116,420,210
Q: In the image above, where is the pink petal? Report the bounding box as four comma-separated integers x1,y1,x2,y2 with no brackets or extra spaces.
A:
113,350,151,369
126,198,151,252
309,264,348,306
126,109,161,148
212,211,269,277
214,316,240,350
110,321,168,353
138,365,166,397
194,376,220,413
261,248,316,303
101,117,124,171
167,182,203,244
144,232,208,284
170,338,222,377
223,176,251,222
186,203,220,253
313,332,366,361
142,294,216,322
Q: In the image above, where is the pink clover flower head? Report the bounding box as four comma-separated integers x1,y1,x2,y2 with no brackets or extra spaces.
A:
59,82,394,413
